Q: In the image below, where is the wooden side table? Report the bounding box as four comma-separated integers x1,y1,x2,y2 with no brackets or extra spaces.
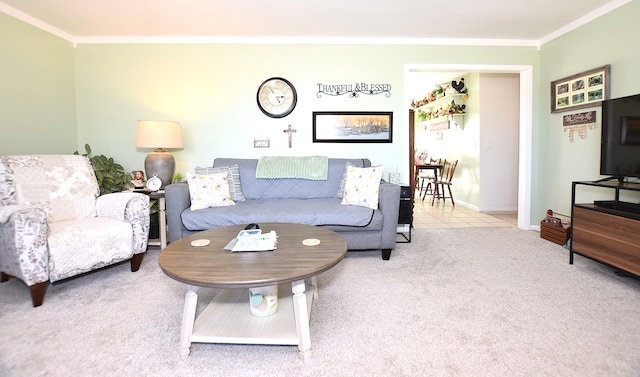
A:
147,190,167,250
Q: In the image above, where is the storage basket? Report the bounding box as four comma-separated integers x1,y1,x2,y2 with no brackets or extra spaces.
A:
540,220,570,246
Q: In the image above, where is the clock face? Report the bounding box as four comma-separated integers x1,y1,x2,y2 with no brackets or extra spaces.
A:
146,175,162,191
257,77,297,118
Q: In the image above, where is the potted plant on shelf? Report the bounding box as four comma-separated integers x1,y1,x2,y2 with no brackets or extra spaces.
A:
434,85,444,99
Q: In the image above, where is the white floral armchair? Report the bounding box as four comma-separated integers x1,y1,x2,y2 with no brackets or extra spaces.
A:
0,155,150,307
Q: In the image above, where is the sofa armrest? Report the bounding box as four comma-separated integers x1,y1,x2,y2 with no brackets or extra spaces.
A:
96,193,150,254
377,182,401,250
165,183,191,243
0,207,49,285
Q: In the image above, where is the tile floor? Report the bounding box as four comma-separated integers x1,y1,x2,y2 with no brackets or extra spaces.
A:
411,193,517,229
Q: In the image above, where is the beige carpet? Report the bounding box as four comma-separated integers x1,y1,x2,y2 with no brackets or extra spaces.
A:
1,227,639,376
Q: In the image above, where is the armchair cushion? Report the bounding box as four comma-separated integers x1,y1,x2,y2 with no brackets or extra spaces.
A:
48,218,133,282
7,155,99,222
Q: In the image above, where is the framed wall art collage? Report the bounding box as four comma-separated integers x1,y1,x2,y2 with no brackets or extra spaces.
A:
550,65,610,113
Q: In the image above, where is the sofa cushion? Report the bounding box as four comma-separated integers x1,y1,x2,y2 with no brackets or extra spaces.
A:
336,162,355,199
194,164,245,201
187,172,235,210
213,158,371,200
180,198,376,230
341,165,384,210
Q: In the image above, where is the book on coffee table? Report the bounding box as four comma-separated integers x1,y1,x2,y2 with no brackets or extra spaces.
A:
224,229,278,252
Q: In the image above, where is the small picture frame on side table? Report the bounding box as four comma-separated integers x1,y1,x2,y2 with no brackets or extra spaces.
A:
131,170,146,190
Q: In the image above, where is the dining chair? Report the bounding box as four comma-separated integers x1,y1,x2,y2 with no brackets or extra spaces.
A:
418,158,441,200
431,159,458,206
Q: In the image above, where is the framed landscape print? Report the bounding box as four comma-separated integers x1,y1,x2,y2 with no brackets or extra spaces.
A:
550,65,610,113
312,111,393,143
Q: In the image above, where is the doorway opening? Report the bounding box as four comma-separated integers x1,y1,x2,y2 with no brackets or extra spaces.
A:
404,64,533,230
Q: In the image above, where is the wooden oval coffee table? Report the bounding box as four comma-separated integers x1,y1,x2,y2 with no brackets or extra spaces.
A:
158,223,347,358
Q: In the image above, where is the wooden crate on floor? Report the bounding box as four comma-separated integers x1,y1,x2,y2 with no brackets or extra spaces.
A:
540,220,570,246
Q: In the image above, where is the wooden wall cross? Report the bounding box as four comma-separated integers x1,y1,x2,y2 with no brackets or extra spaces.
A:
283,125,297,148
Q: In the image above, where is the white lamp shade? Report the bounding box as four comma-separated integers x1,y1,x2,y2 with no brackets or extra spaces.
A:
136,120,183,149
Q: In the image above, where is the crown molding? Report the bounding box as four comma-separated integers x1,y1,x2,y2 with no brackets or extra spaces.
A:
1,0,631,49
72,35,540,47
539,0,632,46
0,2,75,46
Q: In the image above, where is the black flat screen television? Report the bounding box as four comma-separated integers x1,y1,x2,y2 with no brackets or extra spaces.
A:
600,93,640,182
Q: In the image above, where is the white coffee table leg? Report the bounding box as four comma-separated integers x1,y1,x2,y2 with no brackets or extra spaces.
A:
291,279,312,358
180,285,199,358
309,276,318,299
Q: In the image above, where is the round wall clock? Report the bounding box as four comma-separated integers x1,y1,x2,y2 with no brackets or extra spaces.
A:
256,77,297,118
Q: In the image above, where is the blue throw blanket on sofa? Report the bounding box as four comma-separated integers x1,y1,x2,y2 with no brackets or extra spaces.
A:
255,156,328,180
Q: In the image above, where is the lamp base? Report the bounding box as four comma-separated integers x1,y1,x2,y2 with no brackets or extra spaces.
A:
144,149,175,189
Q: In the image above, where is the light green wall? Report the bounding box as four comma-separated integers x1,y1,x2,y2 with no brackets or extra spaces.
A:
0,13,76,154
3,2,639,227
74,43,538,187
538,0,640,219
451,73,481,208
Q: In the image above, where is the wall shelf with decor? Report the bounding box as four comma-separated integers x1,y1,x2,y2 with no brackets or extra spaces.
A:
412,87,468,130
413,93,467,113
417,113,466,130
415,93,467,114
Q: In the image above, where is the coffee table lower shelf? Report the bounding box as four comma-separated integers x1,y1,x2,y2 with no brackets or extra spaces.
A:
181,279,316,358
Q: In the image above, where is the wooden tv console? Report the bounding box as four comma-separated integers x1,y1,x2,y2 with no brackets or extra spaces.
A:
570,180,640,276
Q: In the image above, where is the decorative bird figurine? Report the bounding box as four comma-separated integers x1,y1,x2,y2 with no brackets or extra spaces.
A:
451,78,465,92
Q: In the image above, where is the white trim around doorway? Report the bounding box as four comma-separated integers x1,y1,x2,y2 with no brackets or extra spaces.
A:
404,64,533,230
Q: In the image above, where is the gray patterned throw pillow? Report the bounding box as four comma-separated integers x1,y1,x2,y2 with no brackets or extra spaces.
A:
194,164,246,201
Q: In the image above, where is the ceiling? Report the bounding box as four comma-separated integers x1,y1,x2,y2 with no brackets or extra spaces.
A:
0,0,630,46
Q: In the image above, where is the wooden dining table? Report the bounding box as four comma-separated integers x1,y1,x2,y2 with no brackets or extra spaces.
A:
416,163,443,182
415,163,443,200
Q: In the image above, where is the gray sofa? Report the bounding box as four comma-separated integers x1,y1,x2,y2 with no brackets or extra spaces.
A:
165,157,401,260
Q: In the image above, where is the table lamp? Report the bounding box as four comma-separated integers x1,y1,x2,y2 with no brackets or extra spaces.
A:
135,120,183,189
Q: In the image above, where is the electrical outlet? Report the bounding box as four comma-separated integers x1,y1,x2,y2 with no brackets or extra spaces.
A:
253,138,270,148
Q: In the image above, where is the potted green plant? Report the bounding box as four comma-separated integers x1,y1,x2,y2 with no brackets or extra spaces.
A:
172,172,184,184
74,144,132,195
434,85,444,99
